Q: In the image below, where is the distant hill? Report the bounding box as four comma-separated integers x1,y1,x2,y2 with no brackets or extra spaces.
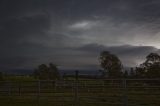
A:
0,69,102,76
1,69,34,75
1,67,132,76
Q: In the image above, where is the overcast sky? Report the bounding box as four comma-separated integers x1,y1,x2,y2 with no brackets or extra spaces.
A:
1,0,160,70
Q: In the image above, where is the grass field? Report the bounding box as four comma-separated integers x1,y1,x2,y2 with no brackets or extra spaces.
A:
0,79,160,106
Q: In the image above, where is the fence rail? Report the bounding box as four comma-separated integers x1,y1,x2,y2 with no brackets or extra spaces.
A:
0,79,160,106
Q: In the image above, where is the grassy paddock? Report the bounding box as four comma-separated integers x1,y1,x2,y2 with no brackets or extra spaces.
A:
0,79,160,106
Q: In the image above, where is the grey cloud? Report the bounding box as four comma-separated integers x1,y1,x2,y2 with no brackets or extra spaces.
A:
77,43,159,67
0,42,159,70
0,13,52,63
67,17,160,48
1,0,160,70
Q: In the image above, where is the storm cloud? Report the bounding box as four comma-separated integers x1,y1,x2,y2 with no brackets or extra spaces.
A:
1,0,160,70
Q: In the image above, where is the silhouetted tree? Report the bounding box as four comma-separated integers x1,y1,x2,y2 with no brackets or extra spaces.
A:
130,68,135,78
144,53,160,67
34,63,60,80
135,67,146,78
123,70,128,78
38,64,49,80
49,63,60,80
146,63,160,78
99,51,123,78
144,53,160,78
135,53,160,78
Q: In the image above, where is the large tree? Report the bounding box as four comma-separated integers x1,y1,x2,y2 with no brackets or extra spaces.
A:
99,51,123,78
135,53,160,78
144,53,160,78
48,63,60,80
135,67,146,78
34,63,60,80
144,53,160,67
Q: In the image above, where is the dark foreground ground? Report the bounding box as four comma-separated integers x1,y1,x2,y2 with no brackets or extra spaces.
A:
0,79,160,106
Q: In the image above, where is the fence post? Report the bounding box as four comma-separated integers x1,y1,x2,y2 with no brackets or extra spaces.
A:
8,81,11,96
54,80,57,92
19,82,21,96
8,81,12,106
102,80,105,92
74,70,79,106
123,79,128,106
37,81,41,106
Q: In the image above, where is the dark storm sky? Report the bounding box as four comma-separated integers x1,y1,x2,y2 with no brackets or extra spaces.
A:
1,0,160,70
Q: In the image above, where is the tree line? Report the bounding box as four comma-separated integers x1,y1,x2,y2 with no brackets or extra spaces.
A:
99,51,160,78
33,51,160,80
33,63,60,80
0,51,160,81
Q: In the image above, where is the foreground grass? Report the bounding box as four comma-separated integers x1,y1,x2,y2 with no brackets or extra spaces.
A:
0,79,160,106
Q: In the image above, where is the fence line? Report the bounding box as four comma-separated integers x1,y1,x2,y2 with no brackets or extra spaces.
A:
0,79,160,106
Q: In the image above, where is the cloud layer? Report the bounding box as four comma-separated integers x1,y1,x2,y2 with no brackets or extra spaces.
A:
1,0,160,70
